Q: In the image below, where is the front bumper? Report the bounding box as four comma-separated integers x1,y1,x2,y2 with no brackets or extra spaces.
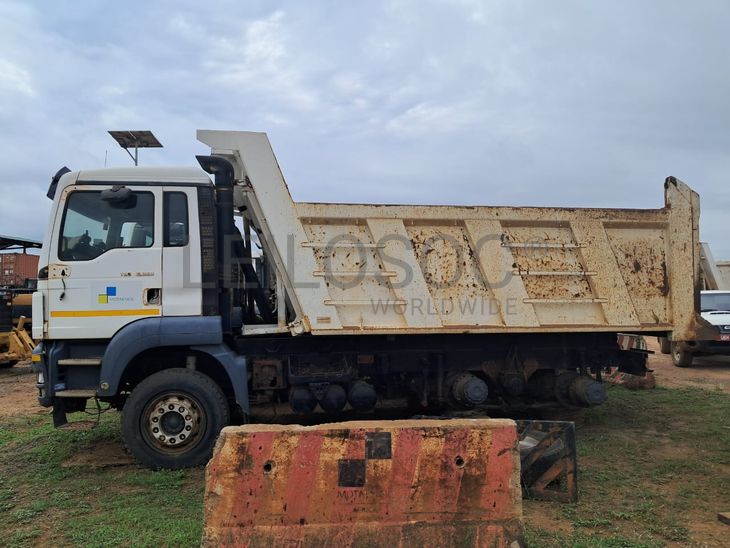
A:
682,336,730,355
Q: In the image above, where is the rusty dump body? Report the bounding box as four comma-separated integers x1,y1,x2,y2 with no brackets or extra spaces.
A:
200,131,706,343
295,182,700,339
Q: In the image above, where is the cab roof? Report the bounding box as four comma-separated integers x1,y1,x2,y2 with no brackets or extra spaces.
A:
74,166,212,185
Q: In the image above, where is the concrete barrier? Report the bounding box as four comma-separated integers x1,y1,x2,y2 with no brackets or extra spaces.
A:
203,418,524,547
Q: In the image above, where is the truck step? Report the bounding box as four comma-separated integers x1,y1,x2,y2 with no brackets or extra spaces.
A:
58,358,102,367
55,389,96,398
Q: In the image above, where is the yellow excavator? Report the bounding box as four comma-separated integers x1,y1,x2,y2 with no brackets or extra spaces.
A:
0,292,35,367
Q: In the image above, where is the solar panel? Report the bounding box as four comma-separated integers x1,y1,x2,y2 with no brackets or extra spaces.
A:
108,130,163,149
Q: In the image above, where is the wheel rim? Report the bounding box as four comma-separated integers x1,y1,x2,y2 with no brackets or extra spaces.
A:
141,392,206,455
673,347,681,362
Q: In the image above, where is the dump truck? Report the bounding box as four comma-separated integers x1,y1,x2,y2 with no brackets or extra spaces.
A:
30,130,712,469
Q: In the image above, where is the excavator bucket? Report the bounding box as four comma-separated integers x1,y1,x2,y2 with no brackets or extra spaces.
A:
203,419,525,547
1,316,34,366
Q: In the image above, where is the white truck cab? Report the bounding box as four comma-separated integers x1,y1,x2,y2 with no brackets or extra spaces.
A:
34,166,207,342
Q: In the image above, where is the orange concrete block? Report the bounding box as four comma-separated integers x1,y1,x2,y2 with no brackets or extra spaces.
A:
203,419,524,547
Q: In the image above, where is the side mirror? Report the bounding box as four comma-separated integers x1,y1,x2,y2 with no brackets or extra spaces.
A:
47,166,71,200
101,185,137,209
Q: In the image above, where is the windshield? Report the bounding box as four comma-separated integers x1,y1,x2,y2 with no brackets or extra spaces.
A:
700,292,730,312
59,190,154,261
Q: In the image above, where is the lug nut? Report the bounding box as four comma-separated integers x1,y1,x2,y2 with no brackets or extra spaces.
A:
159,435,166,441
185,415,191,421
152,417,158,423
180,434,186,440
153,427,159,433
168,404,174,410
178,407,185,413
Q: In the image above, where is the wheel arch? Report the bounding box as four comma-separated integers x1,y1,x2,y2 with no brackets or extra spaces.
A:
98,316,249,411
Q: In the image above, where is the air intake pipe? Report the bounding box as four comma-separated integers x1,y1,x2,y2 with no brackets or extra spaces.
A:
196,155,236,333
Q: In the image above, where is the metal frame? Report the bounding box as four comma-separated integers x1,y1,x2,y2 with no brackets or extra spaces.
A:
517,420,578,503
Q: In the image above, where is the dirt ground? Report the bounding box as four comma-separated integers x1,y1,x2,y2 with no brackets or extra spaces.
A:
644,337,730,393
0,361,44,418
1,344,729,546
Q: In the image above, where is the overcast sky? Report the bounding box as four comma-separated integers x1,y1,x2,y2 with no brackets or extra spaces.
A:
1,0,729,258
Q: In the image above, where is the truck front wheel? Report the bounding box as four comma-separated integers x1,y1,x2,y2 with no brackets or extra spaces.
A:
671,342,693,368
122,368,230,469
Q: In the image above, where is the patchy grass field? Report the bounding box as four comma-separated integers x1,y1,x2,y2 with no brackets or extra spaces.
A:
0,360,728,547
524,386,730,547
0,410,204,547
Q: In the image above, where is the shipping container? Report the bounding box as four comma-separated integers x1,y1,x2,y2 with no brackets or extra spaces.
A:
0,253,39,287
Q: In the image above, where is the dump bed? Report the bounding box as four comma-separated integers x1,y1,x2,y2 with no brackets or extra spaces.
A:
198,130,706,342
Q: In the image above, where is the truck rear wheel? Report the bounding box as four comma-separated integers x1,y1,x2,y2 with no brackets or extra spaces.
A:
122,368,229,469
671,342,693,368
658,337,670,354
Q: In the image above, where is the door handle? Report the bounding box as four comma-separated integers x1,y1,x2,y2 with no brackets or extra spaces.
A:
144,288,161,306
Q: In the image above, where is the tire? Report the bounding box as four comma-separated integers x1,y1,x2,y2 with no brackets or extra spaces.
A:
658,337,670,354
671,342,693,368
122,368,229,470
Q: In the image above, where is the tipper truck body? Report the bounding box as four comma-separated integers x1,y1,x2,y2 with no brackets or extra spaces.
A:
31,130,711,468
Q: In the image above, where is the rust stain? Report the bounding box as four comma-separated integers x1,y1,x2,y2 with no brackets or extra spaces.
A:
606,229,668,324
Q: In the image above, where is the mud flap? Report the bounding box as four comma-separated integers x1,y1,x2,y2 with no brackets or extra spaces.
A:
52,399,68,427
517,420,578,503
203,419,525,547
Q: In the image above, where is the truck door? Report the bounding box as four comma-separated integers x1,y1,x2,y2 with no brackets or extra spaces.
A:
161,187,202,316
46,184,162,340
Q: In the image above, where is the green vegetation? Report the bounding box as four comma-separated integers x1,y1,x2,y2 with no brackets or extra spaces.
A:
0,385,727,547
525,386,730,547
0,412,203,547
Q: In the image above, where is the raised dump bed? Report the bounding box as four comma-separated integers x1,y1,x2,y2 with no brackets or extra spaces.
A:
199,130,706,342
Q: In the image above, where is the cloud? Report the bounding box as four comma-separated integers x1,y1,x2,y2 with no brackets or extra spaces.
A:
0,0,728,260
0,59,35,97
385,101,484,136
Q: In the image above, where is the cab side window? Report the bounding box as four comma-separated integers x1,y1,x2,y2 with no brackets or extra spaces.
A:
164,192,189,247
59,190,155,261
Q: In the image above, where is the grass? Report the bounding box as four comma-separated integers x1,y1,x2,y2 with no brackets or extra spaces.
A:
0,412,204,547
525,385,730,547
0,385,728,547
